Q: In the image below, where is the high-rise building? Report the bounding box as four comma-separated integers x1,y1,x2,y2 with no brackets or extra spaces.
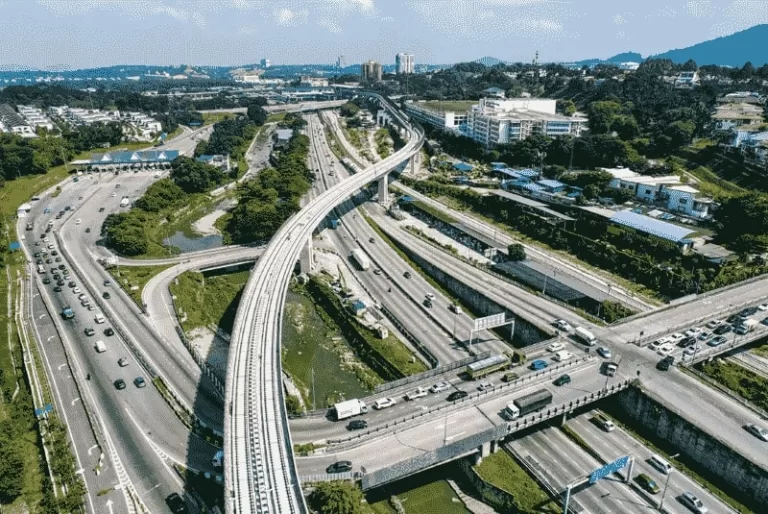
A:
260,58,271,68
395,53,414,74
360,60,382,82
336,55,346,69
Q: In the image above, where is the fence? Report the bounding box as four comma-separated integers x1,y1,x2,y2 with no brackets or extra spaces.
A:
328,357,598,446
374,351,490,394
378,303,439,368
359,379,632,491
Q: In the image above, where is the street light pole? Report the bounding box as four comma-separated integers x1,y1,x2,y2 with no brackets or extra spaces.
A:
659,453,679,510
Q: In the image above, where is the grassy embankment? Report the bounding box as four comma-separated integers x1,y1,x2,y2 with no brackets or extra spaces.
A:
474,450,560,513
107,264,172,308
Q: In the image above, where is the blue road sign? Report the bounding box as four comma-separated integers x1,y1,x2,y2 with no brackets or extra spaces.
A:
44,403,53,413
590,455,630,483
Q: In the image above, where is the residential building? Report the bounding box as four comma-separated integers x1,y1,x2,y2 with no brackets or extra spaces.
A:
0,104,37,137
404,101,470,133
712,102,765,131
274,129,294,148
732,130,768,162
231,69,265,83
336,55,346,69
718,91,765,105
197,154,231,171
260,58,271,68
395,53,414,74
674,71,700,89
299,76,329,88
483,87,506,98
16,105,54,131
466,97,587,147
361,60,383,82
619,62,640,71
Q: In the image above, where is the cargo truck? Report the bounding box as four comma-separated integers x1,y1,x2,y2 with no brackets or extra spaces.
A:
350,249,371,271
61,306,74,320
333,399,368,421
574,326,596,346
504,389,553,420
735,318,758,335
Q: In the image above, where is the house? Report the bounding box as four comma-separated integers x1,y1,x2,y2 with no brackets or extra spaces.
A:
731,130,768,162
674,71,700,89
610,211,695,251
274,129,294,147
483,87,506,98
712,103,765,131
536,179,566,193
197,154,231,171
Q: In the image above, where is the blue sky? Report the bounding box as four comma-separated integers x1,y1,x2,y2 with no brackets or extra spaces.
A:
0,1,765,69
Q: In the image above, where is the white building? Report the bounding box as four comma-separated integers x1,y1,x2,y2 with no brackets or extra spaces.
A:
396,53,414,74
0,104,37,137
674,71,700,89
16,105,54,131
600,167,714,218
467,97,587,147
404,102,469,132
299,76,329,87
260,58,271,68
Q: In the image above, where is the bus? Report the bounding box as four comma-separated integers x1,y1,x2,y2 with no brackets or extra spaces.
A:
466,354,510,380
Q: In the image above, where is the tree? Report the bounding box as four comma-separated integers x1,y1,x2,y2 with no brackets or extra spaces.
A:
170,156,224,193
0,439,24,502
246,103,267,126
308,482,365,514
507,243,526,261
339,102,360,117
586,101,622,135
611,115,639,140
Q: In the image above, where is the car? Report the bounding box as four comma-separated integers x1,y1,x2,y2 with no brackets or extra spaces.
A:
84,328,95,336
423,298,432,308
373,268,382,275
677,336,697,348
54,256,62,262
683,344,700,356
369,237,375,243
668,333,685,343
118,358,129,367
78,294,88,301
708,335,728,347
552,319,572,332
99,207,105,212
447,390,468,401
104,327,114,336
72,287,81,294
373,397,396,410
103,279,111,287
58,264,65,270
650,338,669,350
713,324,732,335
347,419,367,431
56,280,65,286
596,347,612,359
53,286,62,292
697,331,711,341
53,274,60,281
740,307,758,318
759,303,768,311
656,343,674,356
530,359,548,370
763,316,768,326
683,327,702,338
656,356,675,371
546,342,565,352
477,381,493,392
425,293,435,301
726,314,741,324
68,281,76,287
111,192,117,197
33,252,40,258
553,351,573,362
635,473,660,494
114,379,126,390
502,372,519,382
744,423,768,442
553,374,571,386
403,271,411,279
165,493,189,514
326,461,353,474
406,387,428,400
45,258,52,264
103,292,111,299
75,218,82,225
42,277,51,285
430,381,450,393
706,319,723,329
679,491,708,513
85,228,91,233
36,259,43,265
134,377,146,388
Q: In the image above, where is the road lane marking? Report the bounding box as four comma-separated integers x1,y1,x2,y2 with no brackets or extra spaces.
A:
71,397,81,406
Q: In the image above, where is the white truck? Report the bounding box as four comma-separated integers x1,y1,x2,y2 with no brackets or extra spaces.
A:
351,249,371,271
574,326,596,346
333,399,368,421
119,197,130,208
736,318,758,335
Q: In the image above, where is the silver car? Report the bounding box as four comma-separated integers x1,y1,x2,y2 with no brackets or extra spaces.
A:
679,492,708,514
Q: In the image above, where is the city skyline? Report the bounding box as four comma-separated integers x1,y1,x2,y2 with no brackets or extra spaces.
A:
0,1,766,69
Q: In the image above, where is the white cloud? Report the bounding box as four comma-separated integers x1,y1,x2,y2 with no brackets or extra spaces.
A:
712,0,768,36
614,14,626,25
686,0,714,18
275,7,308,26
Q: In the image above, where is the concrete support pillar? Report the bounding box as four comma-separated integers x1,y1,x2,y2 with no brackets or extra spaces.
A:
299,234,314,273
378,173,389,206
490,439,499,454
480,441,491,458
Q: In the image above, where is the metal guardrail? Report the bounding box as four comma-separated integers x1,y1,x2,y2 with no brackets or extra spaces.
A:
373,351,490,394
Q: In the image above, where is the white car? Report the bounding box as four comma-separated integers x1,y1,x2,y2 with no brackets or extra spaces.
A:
72,287,81,294
706,319,723,329
477,381,493,392
759,303,768,312
78,294,88,301
683,327,702,338
373,397,396,410
405,387,428,401
656,343,674,356
553,350,573,362
553,319,572,332
668,333,685,343
745,423,768,442
75,218,82,225
651,338,669,350
683,345,701,356
429,381,450,393
546,342,565,353
111,192,117,197
425,293,435,301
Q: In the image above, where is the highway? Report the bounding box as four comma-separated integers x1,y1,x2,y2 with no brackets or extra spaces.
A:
198,100,347,115
224,93,423,514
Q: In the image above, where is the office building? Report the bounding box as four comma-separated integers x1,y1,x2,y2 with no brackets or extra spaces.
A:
361,60,382,82
260,58,271,68
466,97,587,148
396,53,414,74
404,101,472,133
336,55,346,69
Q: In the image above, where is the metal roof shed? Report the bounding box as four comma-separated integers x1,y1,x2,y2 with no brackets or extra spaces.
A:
610,210,695,242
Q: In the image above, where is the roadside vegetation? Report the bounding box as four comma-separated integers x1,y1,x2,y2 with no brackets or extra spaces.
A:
696,358,768,412
474,450,560,513
106,264,172,308
169,270,250,334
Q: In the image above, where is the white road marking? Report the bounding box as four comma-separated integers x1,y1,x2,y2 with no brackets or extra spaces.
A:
71,397,81,406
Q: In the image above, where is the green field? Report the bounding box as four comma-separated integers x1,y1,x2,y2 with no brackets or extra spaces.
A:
474,450,560,513
367,466,470,514
107,264,172,308
169,270,250,334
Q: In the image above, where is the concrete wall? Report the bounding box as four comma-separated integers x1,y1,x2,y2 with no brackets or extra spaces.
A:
615,386,768,507
456,458,516,512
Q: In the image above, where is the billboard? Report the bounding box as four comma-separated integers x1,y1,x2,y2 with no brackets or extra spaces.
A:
473,313,507,332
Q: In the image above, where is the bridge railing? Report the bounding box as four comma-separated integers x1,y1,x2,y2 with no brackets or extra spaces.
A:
373,352,490,394
358,379,632,490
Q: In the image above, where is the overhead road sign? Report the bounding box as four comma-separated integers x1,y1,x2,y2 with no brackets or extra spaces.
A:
474,313,507,332
590,455,630,484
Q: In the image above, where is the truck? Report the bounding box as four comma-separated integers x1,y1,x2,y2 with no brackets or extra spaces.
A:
350,249,371,271
119,197,130,208
61,306,74,319
735,318,758,335
333,399,368,421
574,326,596,346
504,389,553,420
330,219,342,229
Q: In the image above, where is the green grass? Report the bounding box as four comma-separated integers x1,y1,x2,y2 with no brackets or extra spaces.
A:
474,450,560,513
202,112,235,126
107,264,172,308
266,112,286,123
396,480,469,514
752,343,768,359
697,359,768,412
374,128,392,159
415,101,475,113
343,126,365,150
169,270,250,334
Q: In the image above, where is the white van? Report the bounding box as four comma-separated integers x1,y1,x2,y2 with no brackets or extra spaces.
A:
37,264,46,274
649,454,672,474
94,313,105,324
94,340,106,353
553,350,573,362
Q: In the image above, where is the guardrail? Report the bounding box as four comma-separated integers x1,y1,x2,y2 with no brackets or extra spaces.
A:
373,351,490,394
506,445,584,514
327,356,596,446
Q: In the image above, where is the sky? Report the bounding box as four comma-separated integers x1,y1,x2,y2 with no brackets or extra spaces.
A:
0,0,766,69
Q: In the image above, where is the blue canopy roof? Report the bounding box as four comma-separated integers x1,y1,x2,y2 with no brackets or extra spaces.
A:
91,149,180,164
491,162,507,170
453,162,473,172
497,168,520,178
522,183,546,193
515,168,540,178
610,211,695,242
538,179,566,189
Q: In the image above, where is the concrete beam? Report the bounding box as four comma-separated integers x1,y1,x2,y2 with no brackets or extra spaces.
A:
299,234,314,273
378,173,390,207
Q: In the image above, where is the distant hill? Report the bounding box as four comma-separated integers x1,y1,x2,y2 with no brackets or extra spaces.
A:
607,52,643,63
651,24,768,67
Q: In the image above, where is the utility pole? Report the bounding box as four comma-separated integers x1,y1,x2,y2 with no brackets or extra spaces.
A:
659,454,679,510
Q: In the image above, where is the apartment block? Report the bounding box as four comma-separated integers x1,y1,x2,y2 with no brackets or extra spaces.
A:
396,53,414,74
404,102,470,132
16,105,54,131
361,60,382,82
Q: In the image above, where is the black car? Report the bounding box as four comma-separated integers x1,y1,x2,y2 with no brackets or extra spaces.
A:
165,493,189,514
55,257,62,262
45,258,52,264
404,271,411,279
85,228,91,233
84,328,95,336
369,237,375,243
68,281,76,287
114,379,126,390
726,314,740,324
58,264,66,270
33,252,40,258
99,207,105,213
36,259,43,265
103,292,111,299
678,336,697,348
53,286,62,292
57,280,65,286
553,374,571,386
740,307,758,318
326,461,353,474
51,250,58,256
447,390,468,402
347,419,368,430
53,274,60,281
42,277,51,284
104,327,114,336
714,323,733,335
